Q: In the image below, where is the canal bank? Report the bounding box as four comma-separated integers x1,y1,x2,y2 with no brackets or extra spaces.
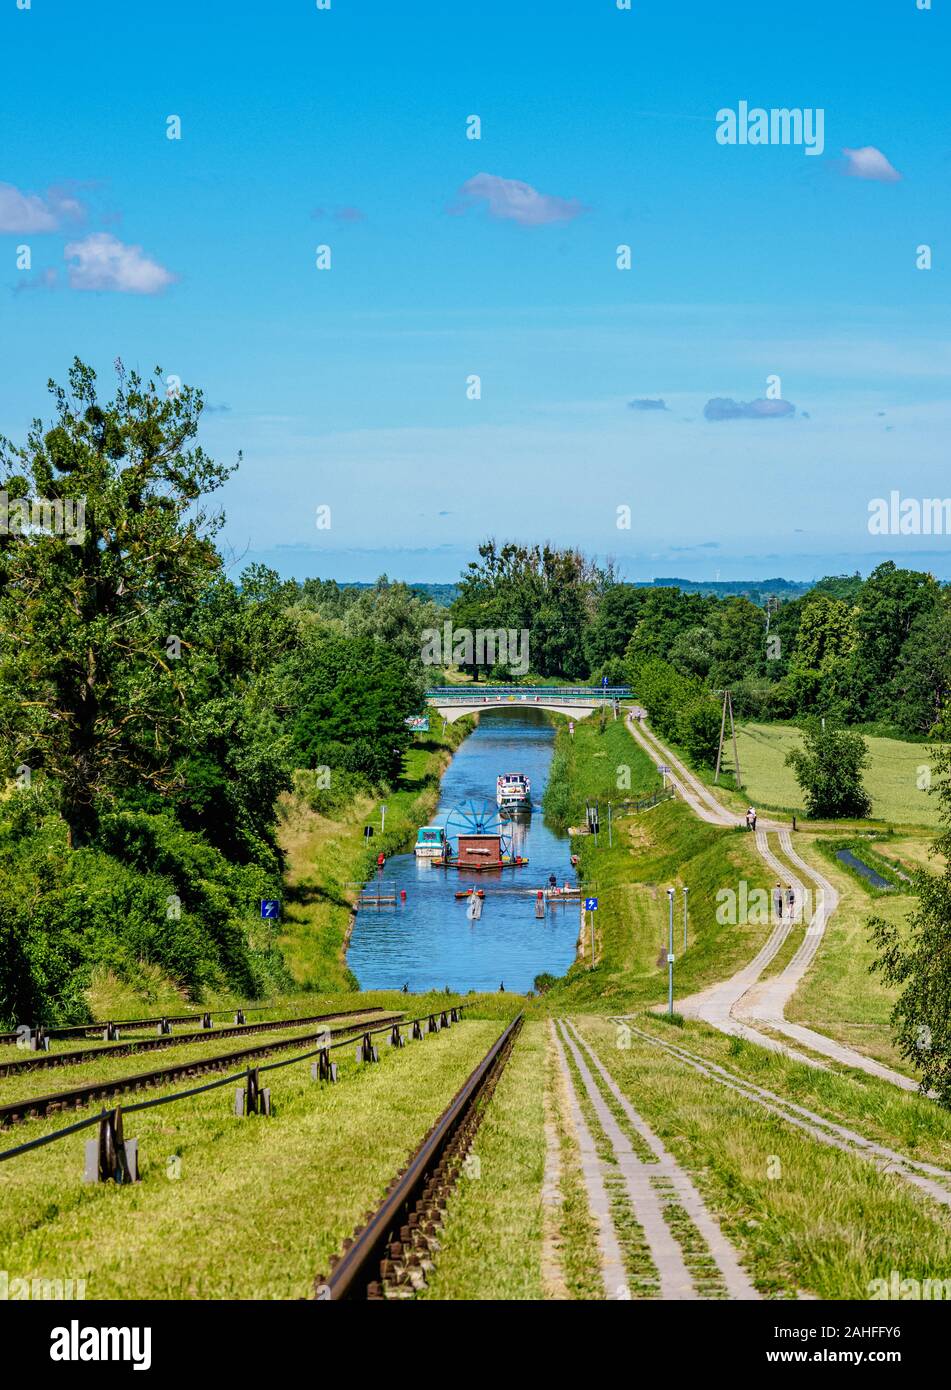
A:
276,714,472,993
348,709,582,995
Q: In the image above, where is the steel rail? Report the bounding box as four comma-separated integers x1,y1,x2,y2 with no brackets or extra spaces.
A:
319,1012,523,1301
0,1012,406,1130
0,1006,390,1078
0,1006,468,1163
0,1005,280,1046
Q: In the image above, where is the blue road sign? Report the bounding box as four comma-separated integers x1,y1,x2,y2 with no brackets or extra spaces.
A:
260,899,281,919
584,897,598,911
602,675,609,686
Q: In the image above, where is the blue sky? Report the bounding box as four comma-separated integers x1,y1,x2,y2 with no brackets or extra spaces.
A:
2,0,949,583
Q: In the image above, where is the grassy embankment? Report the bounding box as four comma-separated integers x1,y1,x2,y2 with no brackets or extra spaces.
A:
79,717,473,1021
275,715,472,993
575,1016,951,1299
631,710,937,1084
528,712,781,1015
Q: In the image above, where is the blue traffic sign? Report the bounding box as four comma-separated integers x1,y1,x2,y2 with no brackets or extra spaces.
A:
584,897,599,911
260,900,281,919
601,675,609,686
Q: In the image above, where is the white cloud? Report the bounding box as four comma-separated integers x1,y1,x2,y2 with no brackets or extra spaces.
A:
454,173,586,227
64,232,175,294
0,181,79,233
842,146,901,182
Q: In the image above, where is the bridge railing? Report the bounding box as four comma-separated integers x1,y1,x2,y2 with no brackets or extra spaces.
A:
425,686,632,700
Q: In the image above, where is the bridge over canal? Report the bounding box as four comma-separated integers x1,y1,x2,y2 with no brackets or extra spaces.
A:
424,685,632,724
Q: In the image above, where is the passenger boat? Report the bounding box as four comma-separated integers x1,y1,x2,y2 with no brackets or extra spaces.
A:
496,772,532,815
414,825,447,859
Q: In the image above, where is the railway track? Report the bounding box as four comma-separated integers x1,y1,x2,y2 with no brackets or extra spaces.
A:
318,1013,524,1300
0,1012,405,1130
0,1006,389,1079
615,1017,951,1210
0,1006,276,1046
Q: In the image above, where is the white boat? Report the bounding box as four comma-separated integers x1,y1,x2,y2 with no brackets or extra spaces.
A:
414,825,447,859
496,773,532,815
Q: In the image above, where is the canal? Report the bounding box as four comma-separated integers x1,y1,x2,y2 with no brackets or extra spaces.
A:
347,709,580,994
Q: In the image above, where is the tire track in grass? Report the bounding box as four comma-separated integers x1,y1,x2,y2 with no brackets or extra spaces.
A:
616,1018,951,1212
549,1021,642,1299
560,1020,759,1301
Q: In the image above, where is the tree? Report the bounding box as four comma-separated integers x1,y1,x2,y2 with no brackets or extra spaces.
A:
288,627,419,784
584,584,646,672
677,696,723,768
787,595,857,715
869,744,951,1105
0,359,232,845
849,562,940,720
785,722,872,819
668,625,716,680
887,597,951,736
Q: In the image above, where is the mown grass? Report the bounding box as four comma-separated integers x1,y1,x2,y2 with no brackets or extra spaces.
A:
420,1021,547,1300
276,720,472,993
560,1034,659,1298
0,1008,397,1109
530,780,780,1017
578,1016,951,1300
542,711,659,833
0,1019,502,1299
632,1012,951,1172
770,837,916,1077
548,1026,604,1298
712,722,942,828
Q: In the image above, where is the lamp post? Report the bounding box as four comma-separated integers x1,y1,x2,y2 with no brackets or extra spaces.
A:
666,888,675,1016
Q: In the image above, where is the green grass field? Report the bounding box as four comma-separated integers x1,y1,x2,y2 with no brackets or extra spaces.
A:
724,723,940,827
0,1019,503,1299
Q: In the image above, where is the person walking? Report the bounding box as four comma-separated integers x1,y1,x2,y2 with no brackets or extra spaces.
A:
786,886,796,919
774,883,784,920
750,807,757,831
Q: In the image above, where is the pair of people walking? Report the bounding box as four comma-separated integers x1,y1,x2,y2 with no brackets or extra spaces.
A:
745,807,757,831
773,883,796,919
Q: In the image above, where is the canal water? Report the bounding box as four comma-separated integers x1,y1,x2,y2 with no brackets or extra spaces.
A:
347,709,580,994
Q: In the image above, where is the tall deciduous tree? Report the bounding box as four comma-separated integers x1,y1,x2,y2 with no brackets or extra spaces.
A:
870,744,951,1105
785,721,872,819
0,359,232,844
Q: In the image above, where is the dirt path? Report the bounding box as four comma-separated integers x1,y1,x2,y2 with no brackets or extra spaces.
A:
624,711,917,1092
614,1019,951,1212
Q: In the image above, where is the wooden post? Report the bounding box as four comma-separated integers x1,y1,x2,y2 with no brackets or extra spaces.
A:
714,690,728,784
728,690,742,789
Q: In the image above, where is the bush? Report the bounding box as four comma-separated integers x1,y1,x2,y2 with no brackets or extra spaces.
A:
0,808,290,1027
785,722,872,819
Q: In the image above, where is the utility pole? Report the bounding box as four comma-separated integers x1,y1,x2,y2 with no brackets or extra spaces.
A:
608,801,613,848
714,689,742,789
666,888,675,1016
683,886,689,952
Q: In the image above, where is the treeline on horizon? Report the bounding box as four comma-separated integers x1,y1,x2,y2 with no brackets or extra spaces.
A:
445,540,951,760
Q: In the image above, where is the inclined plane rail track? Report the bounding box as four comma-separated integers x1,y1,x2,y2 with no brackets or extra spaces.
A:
0,1006,278,1046
0,1012,405,1129
0,1006,390,1079
319,1012,524,1301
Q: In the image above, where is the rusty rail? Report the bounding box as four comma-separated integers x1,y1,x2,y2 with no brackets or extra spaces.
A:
319,1012,523,1300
